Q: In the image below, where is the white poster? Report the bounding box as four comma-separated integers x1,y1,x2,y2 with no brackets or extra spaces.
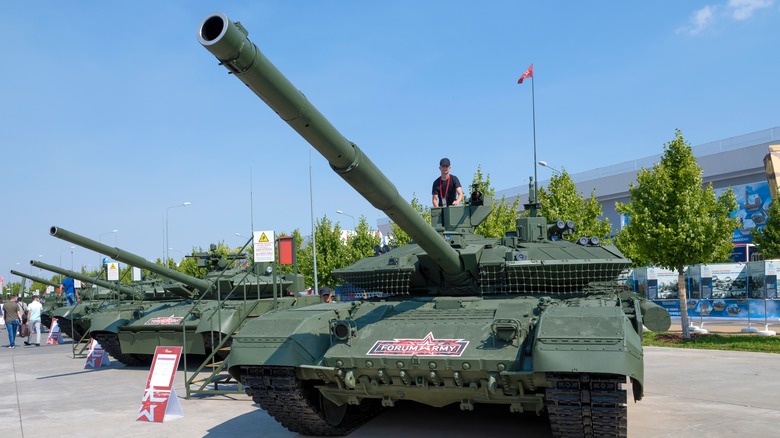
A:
107,262,120,281
253,230,275,263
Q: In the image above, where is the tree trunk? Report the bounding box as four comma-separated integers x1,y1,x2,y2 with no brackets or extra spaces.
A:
678,267,690,339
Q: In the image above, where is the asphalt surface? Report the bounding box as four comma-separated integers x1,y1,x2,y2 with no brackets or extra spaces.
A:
1,329,779,437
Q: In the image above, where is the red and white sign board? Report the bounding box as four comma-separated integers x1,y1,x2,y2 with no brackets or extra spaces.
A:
84,339,111,369
47,318,63,345
136,346,184,423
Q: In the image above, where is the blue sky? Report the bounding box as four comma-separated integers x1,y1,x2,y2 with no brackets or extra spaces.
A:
2,1,779,287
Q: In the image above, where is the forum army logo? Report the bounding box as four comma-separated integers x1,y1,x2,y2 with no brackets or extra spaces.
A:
367,332,469,357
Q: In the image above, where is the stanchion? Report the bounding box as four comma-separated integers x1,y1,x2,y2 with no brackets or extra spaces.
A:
757,299,776,336
741,298,758,333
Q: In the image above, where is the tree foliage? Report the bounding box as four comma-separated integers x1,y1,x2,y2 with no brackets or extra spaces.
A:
471,165,520,238
346,216,381,264
296,215,352,288
751,199,780,258
537,170,613,241
389,195,430,246
615,130,738,337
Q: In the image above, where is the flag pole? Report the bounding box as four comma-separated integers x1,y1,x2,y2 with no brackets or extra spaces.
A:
518,63,538,216
531,72,538,216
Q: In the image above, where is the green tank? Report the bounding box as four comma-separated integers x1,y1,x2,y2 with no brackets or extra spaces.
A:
49,226,320,366
198,12,671,437
11,269,63,328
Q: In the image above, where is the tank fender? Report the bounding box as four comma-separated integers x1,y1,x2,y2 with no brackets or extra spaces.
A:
532,305,644,400
87,316,133,335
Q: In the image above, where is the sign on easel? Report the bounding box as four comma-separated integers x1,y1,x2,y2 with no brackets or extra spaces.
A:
84,339,111,369
47,318,63,345
136,346,184,423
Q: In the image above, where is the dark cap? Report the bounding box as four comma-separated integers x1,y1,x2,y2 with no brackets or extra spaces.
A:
318,286,332,296
439,158,451,167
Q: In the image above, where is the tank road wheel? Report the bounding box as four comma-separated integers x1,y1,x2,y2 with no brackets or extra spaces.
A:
545,373,627,438
91,333,152,367
242,366,383,436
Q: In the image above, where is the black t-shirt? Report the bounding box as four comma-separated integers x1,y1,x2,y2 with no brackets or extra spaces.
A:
432,175,461,206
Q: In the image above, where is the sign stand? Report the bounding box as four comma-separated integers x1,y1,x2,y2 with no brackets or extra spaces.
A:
84,339,111,368
136,346,184,423
47,318,63,345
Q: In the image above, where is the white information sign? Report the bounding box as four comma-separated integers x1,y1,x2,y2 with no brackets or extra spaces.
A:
107,262,120,281
253,230,275,263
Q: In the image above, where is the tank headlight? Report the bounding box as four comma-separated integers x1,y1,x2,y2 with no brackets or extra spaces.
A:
331,319,356,341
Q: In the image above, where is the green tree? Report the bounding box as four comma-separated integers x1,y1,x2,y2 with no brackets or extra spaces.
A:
615,130,738,338
537,170,613,241
471,165,520,238
346,216,381,263
297,216,352,288
751,200,780,258
389,195,430,246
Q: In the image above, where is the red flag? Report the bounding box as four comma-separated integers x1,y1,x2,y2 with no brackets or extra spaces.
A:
517,64,533,84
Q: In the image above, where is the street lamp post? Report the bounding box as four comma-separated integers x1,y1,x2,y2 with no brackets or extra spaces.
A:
59,245,76,282
538,160,562,175
336,210,356,230
165,202,192,264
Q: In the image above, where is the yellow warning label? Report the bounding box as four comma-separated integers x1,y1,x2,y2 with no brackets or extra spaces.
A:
257,232,270,243
110,263,117,269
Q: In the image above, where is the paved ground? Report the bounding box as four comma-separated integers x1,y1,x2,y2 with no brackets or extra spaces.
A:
1,332,778,437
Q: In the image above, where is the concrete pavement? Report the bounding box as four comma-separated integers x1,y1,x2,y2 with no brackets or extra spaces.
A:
1,339,778,437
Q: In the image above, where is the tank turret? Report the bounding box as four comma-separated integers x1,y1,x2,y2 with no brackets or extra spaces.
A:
198,14,630,297
50,226,301,298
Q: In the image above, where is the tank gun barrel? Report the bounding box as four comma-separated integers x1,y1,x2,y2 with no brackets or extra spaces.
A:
50,226,211,293
10,270,60,288
197,13,462,276
30,260,143,300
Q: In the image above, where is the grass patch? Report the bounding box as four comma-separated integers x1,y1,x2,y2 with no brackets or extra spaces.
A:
643,331,780,354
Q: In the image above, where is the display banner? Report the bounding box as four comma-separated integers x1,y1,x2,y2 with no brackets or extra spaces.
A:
136,346,184,423
84,339,111,369
653,298,780,319
47,318,63,345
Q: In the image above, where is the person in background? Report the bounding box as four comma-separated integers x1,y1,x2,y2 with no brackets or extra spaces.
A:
24,295,43,347
431,157,464,207
2,296,22,348
319,286,333,303
61,277,80,306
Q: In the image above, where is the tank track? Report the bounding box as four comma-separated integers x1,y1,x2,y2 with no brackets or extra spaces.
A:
92,333,152,367
545,373,627,437
241,366,383,436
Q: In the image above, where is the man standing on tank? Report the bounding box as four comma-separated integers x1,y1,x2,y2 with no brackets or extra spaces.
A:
432,158,464,207
61,277,80,306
